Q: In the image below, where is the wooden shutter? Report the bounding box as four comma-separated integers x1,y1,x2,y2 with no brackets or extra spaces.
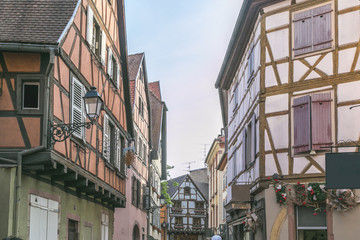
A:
103,114,110,161
86,6,94,46
293,95,311,153
101,30,106,65
115,128,121,171
311,93,332,150
241,131,246,171
47,200,59,240
313,4,332,51
251,114,256,163
132,176,135,205
72,77,84,138
293,9,312,56
137,179,141,207
107,49,113,79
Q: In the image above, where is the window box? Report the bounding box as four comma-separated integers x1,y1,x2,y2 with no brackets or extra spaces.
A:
194,209,206,215
174,224,184,229
171,208,182,214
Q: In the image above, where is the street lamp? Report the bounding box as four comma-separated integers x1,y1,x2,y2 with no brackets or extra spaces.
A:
50,86,103,144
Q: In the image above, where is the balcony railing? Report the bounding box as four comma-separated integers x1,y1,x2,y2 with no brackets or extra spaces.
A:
171,208,183,214
174,224,184,229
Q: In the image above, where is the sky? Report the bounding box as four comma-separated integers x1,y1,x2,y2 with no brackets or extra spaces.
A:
124,0,243,178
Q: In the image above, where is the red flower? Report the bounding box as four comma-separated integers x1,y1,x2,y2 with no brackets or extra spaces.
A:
275,190,278,193
279,200,282,203
275,179,278,182
314,213,317,216
297,181,300,185
242,221,245,224
302,193,306,196
324,210,327,212
339,197,343,201
268,177,271,180
289,189,291,191
302,185,305,188
284,197,287,200
311,192,314,195
303,202,306,205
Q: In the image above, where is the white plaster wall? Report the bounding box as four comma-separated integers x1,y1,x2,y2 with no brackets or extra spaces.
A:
338,106,360,141
278,62,289,84
265,130,271,152
305,55,321,66
265,94,288,114
304,70,321,81
255,21,261,41
312,155,326,172
338,0,360,11
265,154,280,176
293,157,310,174
337,81,360,103
265,65,278,88
338,48,357,74
277,153,289,175
266,11,289,30
263,0,291,13
315,52,333,76
267,115,289,149
267,29,289,60
338,10,360,45
293,60,309,82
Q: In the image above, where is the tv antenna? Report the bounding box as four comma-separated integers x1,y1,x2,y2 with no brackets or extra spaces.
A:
183,161,196,173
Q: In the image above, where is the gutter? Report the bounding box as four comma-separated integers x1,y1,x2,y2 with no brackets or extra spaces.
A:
0,42,59,54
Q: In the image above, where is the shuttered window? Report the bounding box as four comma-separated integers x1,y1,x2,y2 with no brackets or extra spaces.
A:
293,4,332,56
247,45,255,82
103,114,122,170
29,195,58,240
293,93,332,154
72,77,85,139
103,114,110,161
86,6,106,64
242,114,257,169
101,213,109,240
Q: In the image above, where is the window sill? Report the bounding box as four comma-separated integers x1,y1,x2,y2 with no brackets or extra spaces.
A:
292,47,333,60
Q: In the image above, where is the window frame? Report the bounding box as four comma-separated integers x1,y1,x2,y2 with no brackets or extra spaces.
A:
296,206,327,240
292,3,334,58
16,75,44,114
71,75,86,141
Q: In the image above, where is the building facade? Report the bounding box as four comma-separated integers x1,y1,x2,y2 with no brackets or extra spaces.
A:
113,53,150,240
163,169,209,240
0,0,132,239
216,0,360,239
148,81,168,240
204,135,225,236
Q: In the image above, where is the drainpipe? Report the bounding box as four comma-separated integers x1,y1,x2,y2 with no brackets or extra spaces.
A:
14,146,46,237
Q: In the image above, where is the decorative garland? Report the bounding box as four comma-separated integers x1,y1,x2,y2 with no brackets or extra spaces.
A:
269,175,359,213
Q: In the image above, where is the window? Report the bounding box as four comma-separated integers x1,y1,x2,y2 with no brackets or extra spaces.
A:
103,114,122,171
296,206,327,240
139,67,143,82
143,144,147,162
242,114,256,169
195,202,204,209
86,6,106,64
68,219,79,240
101,213,109,240
132,176,141,208
173,201,181,209
134,131,138,153
138,97,144,117
293,4,332,56
232,84,239,112
175,217,183,225
292,93,332,154
247,45,255,82
72,77,86,139
23,82,39,109
138,138,142,157
184,186,190,195
193,217,201,226
107,49,120,88
29,194,58,240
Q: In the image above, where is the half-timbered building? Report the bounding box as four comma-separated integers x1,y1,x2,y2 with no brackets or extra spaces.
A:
0,0,132,239
164,169,209,240
216,0,360,239
114,52,150,240
148,80,168,240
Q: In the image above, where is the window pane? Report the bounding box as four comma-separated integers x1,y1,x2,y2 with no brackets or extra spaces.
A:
297,206,326,228
23,84,39,109
298,229,327,240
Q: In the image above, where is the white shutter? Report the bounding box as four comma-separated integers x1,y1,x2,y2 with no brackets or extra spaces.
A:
103,114,110,161
107,49,113,79
116,62,120,89
47,211,58,240
29,206,47,240
72,77,84,138
251,114,256,163
116,128,121,171
86,6,94,46
101,30,106,65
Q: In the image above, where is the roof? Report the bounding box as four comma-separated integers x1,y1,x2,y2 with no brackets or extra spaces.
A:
128,53,143,81
149,82,163,153
166,175,187,197
0,0,78,44
148,81,161,101
129,80,135,106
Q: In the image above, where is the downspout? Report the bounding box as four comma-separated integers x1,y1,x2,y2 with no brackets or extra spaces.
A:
12,47,55,238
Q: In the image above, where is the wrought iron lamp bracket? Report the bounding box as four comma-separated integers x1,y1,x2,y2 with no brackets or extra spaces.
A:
50,121,93,144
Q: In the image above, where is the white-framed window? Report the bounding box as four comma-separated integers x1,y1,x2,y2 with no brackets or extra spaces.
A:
86,6,106,64
29,194,59,240
107,49,120,88
243,114,256,169
101,213,109,240
247,44,255,83
103,114,122,171
22,82,40,110
293,3,332,56
296,206,327,240
71,76,86,140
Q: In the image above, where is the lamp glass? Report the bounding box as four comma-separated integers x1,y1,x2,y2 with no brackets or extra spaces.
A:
83,87,103,122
